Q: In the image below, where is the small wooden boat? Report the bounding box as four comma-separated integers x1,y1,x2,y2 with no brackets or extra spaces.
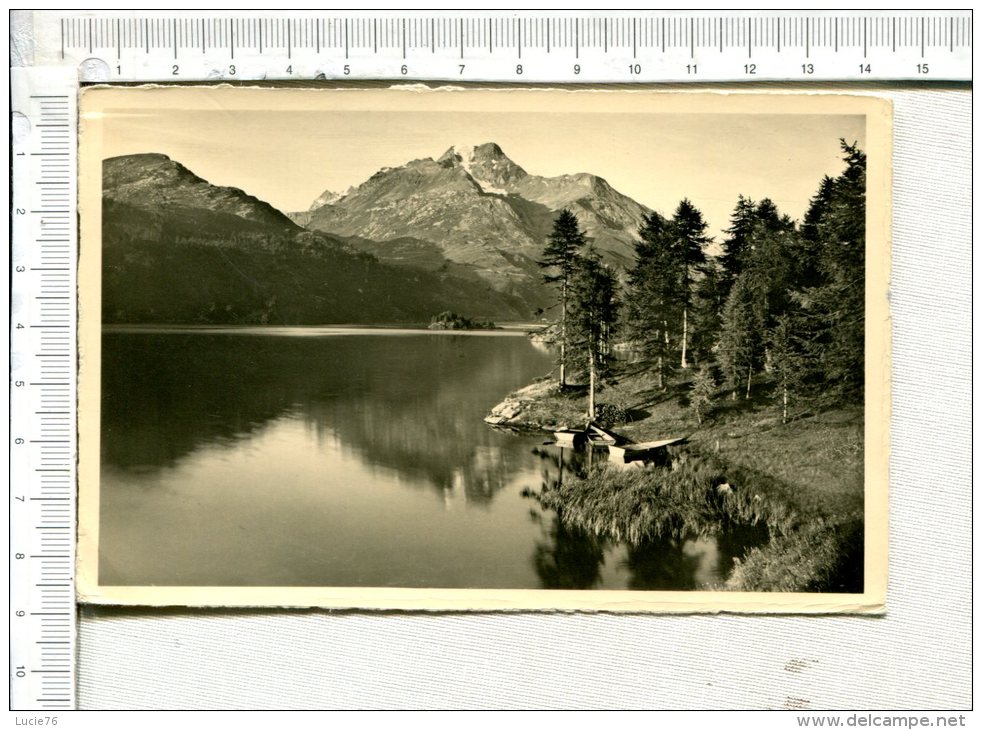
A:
585,422,630,445
554,421,630,448
554,428,587,447
608,437,687,466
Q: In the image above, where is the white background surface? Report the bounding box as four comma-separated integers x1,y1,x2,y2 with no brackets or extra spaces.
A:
75,86,971,710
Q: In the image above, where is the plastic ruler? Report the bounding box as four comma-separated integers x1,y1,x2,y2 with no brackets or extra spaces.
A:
6,8,972,712
9,66,78,711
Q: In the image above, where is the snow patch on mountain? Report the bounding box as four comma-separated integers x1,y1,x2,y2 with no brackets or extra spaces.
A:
448,144,511,196
309,186,356,210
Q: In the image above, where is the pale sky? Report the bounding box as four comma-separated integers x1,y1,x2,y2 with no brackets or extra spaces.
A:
86,87,866,242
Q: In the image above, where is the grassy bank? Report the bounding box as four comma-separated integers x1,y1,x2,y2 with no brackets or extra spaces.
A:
503,364,865,592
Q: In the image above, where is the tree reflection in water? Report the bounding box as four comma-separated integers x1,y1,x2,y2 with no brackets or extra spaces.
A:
533,518,607,589
622,535,702,590
525,442,769,590
527,443,607,589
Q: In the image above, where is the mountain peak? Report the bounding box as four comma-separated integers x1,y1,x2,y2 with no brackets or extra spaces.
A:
437,142,527,194
302,142,654,309
104,153,198,191
104,153,298,230
309,187,355,211
474,141,505,156
439,141,507,164
437,145,466,165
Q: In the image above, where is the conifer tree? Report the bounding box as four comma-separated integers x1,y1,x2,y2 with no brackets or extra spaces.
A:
539,208,586,388
625,212,680,388
718,275,764,399
670,199,711,369
690,258,726,366
768,312,806,424
568,247,619,420
754,198,784,231
690,366,716,425
800,175,837,244
741,224,797,332
719,195,757,294
800,141,867,402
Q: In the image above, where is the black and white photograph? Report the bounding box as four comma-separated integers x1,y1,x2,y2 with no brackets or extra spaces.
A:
76,87,889,611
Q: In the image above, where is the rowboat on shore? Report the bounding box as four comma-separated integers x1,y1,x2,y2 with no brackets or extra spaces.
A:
553,422,631,448
553,428,588,448
607,437,687,467
552,424,686,467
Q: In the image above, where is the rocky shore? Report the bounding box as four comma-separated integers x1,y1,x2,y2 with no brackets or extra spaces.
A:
483,380,562,430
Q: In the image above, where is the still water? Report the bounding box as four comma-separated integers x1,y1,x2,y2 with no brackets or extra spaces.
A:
100,329,760,589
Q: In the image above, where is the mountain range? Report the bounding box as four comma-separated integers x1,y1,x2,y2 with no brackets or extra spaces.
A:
102,144,654,325
295,143,651,309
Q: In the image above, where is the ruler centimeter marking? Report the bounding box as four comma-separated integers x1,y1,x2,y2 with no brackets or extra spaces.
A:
10,69,78,711
29,11,972,82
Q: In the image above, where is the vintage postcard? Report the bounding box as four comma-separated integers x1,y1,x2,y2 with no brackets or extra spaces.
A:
76,86,890,612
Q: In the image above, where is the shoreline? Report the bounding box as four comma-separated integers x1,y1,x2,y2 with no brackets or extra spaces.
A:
483,379,568,430
103,322,546,337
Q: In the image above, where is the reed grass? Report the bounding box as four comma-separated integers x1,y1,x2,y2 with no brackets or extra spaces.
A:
725,518,864,592
532,447,860,592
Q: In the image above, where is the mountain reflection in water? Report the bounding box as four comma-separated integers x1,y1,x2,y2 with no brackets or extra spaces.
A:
102,331,539,504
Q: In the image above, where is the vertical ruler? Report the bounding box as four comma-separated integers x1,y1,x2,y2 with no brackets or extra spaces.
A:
10,68,78,711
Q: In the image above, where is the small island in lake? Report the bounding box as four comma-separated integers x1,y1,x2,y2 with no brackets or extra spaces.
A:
427,311,498,330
